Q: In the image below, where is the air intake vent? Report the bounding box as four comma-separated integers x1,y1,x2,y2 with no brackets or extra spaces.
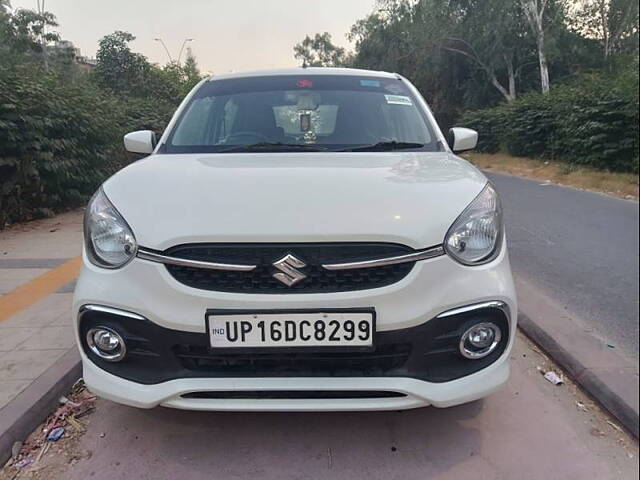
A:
181,390,407,400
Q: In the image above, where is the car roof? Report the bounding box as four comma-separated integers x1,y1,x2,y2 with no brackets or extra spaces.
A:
207,67,399,82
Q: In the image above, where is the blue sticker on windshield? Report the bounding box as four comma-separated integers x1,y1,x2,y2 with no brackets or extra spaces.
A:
360,79,380,87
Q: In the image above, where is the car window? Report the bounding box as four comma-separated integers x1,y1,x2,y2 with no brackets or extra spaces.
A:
164,75,438,153
171,97,214,145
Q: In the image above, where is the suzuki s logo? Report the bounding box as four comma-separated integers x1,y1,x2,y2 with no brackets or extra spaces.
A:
272,254,307,287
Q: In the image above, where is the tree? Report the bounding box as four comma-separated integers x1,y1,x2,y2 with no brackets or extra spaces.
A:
521,0,552,93
94,31,204,103
182,47,203,87
0,1,12,56
442,2,523,102
293,32,352,67
347,0,537,104
94,31,151,96
573,0,639,61
446,0,539,102
4,8,59,59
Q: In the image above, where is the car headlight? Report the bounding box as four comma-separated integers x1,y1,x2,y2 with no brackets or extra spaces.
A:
444,183,503,265
84,188,137,268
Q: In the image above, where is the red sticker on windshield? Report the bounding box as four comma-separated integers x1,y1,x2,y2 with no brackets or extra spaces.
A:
296,79,313,88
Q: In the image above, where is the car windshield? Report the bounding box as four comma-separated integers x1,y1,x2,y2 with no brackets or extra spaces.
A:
162,74,439,153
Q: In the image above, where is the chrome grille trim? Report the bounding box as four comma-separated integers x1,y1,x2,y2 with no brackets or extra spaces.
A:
137,248,257,272
137,244,444,273
321,245,445,271
80,304,146,321
436,301,509,319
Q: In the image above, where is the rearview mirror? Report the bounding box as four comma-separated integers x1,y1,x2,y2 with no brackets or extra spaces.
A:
448,127,478,153
124,130,156,154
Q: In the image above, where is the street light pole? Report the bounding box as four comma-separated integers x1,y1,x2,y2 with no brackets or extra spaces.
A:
177,38,194,64
153,38,174,63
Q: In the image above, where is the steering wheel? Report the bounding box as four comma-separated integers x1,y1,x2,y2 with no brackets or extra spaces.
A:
224,131,270,144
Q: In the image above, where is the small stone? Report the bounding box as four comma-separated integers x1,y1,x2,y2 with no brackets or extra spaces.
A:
11,441,22,459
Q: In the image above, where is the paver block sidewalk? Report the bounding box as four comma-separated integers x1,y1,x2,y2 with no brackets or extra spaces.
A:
0,210,83,410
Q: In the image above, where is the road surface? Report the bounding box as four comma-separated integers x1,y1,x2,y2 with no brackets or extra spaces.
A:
488,172,640,361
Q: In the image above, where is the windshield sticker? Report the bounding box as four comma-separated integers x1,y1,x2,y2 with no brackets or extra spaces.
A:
360,79,380,87
385,94,413,106
384,83,404,94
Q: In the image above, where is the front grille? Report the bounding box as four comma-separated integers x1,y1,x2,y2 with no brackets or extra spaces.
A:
173,343,412,376
163,243,415,293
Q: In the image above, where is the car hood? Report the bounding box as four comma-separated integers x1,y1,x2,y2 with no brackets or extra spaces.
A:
103,152,487,250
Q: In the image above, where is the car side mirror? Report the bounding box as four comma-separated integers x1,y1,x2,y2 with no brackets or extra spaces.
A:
448,127,478,153
124,130,156,154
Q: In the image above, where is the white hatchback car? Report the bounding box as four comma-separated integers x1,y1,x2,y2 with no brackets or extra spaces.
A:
74,68,516,411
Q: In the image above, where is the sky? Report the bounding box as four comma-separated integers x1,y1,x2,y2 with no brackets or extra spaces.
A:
9,0,377,74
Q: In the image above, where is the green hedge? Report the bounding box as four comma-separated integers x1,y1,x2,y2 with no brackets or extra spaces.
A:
0,65,175,227
459,73,640,173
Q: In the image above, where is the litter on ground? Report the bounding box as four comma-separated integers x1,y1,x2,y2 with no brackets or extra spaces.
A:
543,370,564,385
1,379,96,476
47,427,65,442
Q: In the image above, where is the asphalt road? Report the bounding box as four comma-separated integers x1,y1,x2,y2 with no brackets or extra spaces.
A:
488,172,640,360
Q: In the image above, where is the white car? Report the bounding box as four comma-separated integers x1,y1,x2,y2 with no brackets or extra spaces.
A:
74,68,516,411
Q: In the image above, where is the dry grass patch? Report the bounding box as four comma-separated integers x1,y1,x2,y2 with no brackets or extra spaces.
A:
464,152,639,201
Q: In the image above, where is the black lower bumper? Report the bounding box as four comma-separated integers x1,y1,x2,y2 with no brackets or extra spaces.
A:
78,305,510,385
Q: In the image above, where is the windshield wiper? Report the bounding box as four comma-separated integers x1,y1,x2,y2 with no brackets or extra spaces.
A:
337,141,425,152
216,142,328,153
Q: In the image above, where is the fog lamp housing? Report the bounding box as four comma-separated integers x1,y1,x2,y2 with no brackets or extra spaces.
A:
459,322,501,359
86,327,126,362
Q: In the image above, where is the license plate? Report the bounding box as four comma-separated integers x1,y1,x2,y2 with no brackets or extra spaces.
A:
207,310,375,349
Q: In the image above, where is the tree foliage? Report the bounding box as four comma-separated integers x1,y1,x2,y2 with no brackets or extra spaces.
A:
0,6,204,226
460,71,639,172
93,31,150,96
294,0,638,170
293,32,352,67
297,0,637,118
1,6,59,66
572,0,639,61
0,63,123,224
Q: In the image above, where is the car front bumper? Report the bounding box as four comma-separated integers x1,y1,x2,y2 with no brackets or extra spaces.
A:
73,241,516,411
81,353,510,411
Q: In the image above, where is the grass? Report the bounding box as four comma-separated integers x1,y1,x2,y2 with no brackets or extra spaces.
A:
464,152,639,201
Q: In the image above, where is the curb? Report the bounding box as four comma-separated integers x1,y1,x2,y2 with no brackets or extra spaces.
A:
0,349,81,466
516,279,639,438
